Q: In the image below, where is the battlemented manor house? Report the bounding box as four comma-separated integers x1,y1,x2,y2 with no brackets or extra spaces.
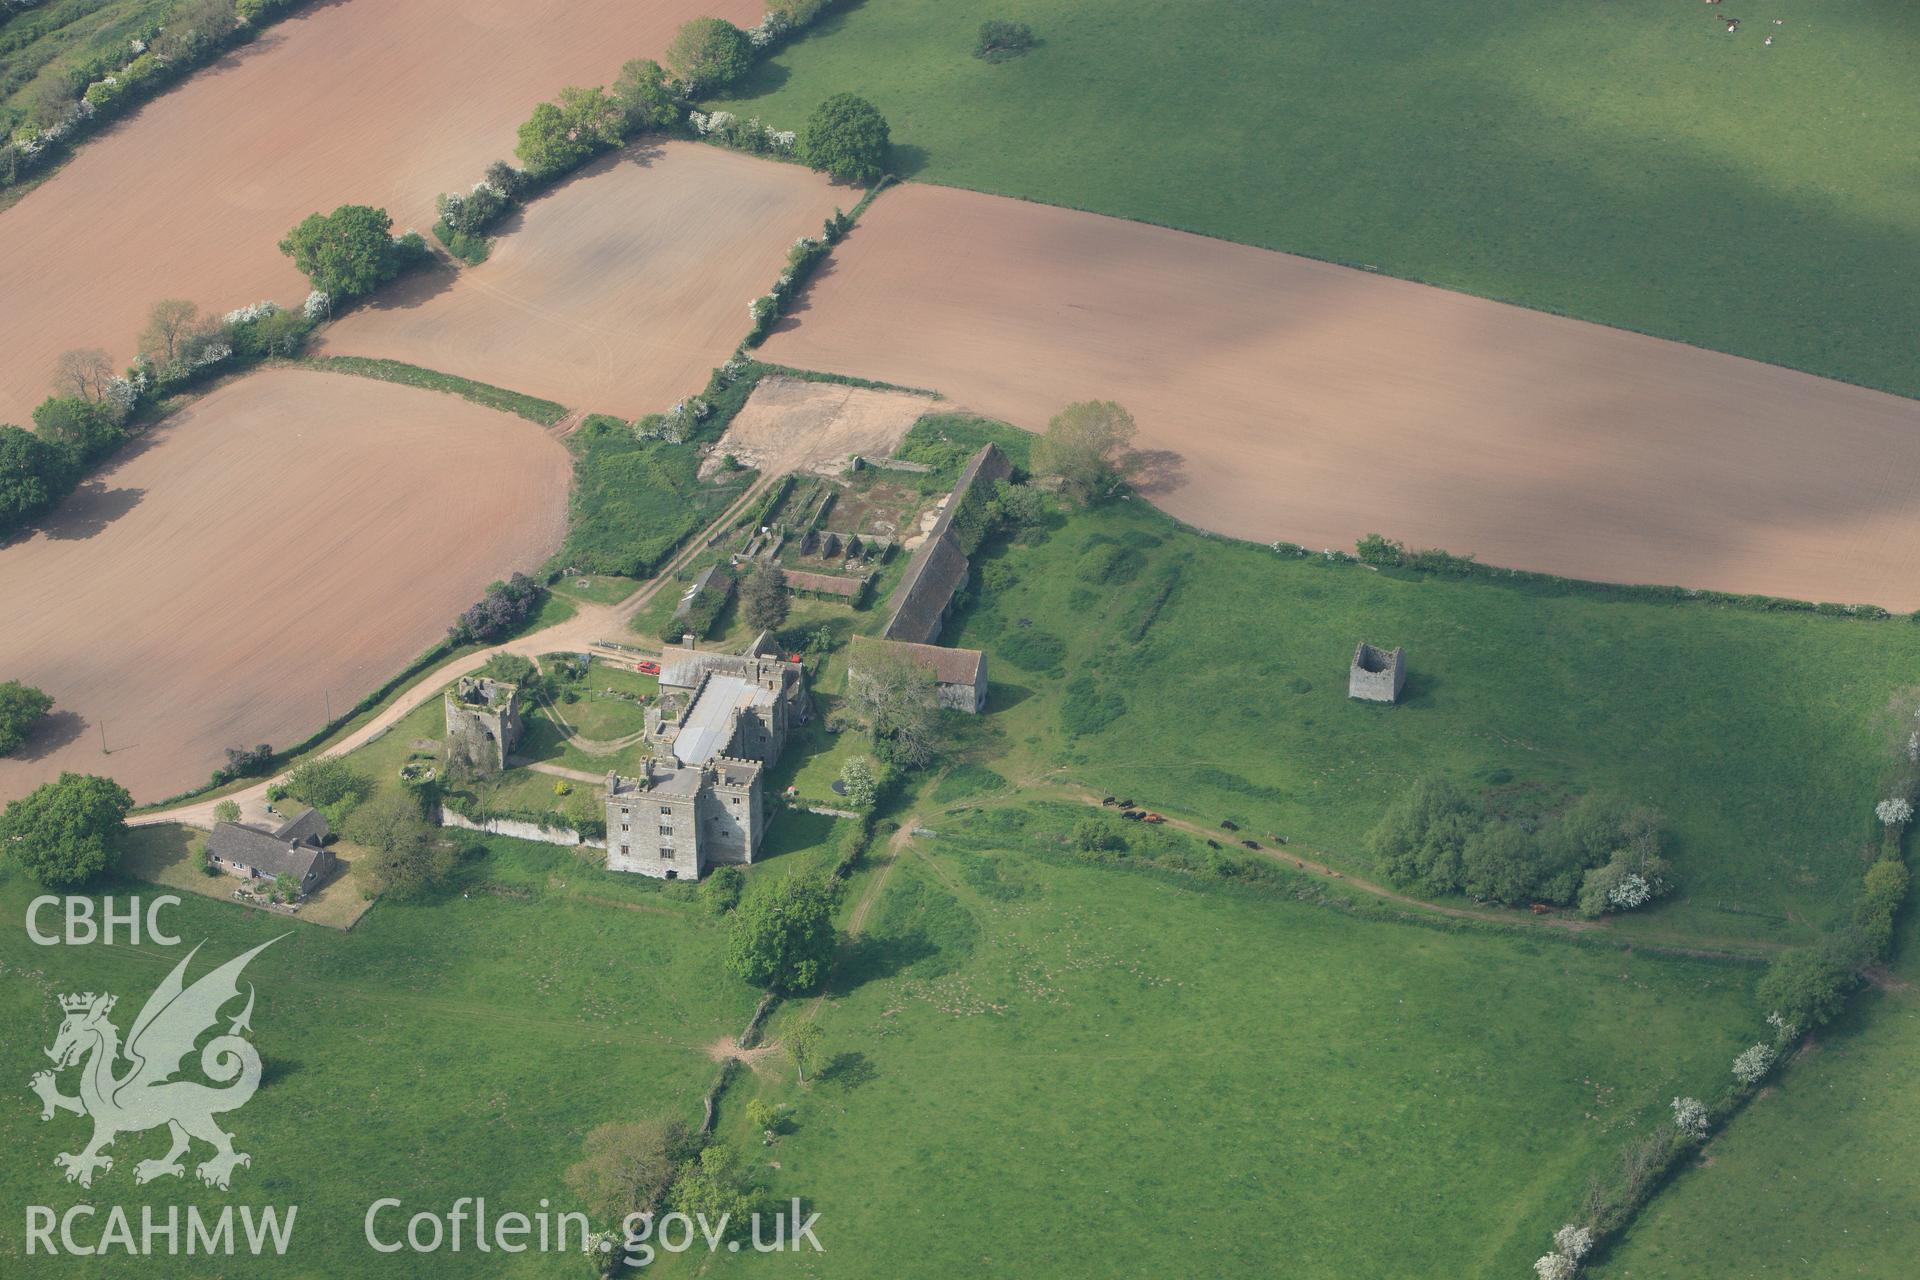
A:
605,632,811,880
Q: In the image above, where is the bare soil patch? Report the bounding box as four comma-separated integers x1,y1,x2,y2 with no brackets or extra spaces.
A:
0,0,762,424
699,373,933,479
761,184,1920,609
317,144,846,418
0,369,569,804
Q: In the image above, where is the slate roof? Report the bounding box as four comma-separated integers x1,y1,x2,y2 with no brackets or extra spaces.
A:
780,568,865,599
880,444,1011,644
852,636,986,687
206,821,328,882
274,807,330,846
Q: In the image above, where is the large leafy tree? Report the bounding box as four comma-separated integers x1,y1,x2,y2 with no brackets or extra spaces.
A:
1032,400,1137,503
0,424,73,535
664,17,754,92
31,396,123,465
0,773,133,888
345,791,451,898
564,1118,695,1222
740,559,789,632
0,681,54,756
799,93,890,185
846,643,941,767
724,872,839,992
278,204,401,299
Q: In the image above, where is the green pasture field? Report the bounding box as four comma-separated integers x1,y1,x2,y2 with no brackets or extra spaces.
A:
565,420,756,580
940,490,1920,945
0,843,755,1277
702,810,1759,1278
718,0,1920,399
1591,912,1920,1278
0,0,170,135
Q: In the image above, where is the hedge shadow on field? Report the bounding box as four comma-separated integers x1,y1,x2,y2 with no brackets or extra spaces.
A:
40,480,144,540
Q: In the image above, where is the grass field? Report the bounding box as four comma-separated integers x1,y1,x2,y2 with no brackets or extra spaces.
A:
0,845,756,1277
701,811,1759,1278
564,418,757,579
297,355,569,426
921,449,1920,945
0,0,171,135
1590,911,1920,1277
719,0,1920,400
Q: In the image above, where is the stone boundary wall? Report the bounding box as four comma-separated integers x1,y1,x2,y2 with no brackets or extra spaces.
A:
439,808,603,849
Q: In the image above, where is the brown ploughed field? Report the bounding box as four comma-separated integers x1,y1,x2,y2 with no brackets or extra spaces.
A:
761,184,1920,609
0,369,569,804
316,143,845,417
0,0,761,425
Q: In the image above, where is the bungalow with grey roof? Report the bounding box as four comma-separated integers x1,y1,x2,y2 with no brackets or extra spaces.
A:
204,807,338,898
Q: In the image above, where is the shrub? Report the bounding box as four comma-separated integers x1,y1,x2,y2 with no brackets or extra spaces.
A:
1368,776,1477,893
1079,542,1145,585
448,573,542,645
284,757,373,810
838,756,877,809
974,19,1035,62
1071,818,1127,853
1756,940,1858,1031
995,626,1066,672
701,864,745,915
1356,533,1405,567
1731,1041,1777,1085
799,93,890,185
1060,675,1125,736
1670,1095,1709,1140
215,743,273,785
613,58,682,131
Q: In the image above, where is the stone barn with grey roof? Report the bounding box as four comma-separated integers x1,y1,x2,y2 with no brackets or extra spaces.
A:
880,443,1013,644
851,636,990,714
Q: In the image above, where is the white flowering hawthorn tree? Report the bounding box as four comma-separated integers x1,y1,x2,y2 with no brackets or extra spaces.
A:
1553,1224,1593,1262
1670,1096,1709,1140
1875,797,1912,827
1732,1042,1776,1085
1533,1252,1576,1280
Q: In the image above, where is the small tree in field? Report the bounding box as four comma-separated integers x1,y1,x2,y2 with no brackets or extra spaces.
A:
799,93,889,185
1033,400,1137,502
838,756,877,810
785,1020,824,1083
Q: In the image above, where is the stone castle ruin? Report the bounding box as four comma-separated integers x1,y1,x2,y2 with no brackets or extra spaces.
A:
1348,642,1406,703
605,632,810,880
444,675,524,775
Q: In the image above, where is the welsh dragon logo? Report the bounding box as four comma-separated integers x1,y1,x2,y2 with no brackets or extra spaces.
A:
30,937,283,1191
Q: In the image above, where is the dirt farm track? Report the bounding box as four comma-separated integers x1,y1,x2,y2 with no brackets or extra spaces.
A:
0,369,569,804
763,185,1920,609
0,0,761,425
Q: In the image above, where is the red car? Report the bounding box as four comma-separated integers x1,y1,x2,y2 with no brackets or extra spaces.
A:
636,660,660,675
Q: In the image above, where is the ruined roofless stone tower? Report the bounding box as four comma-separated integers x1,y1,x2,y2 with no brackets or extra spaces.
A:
1348,642,1406,703
443,675,524,774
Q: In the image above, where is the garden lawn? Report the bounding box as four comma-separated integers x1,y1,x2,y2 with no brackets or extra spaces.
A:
0,842,756,1277
718,0,1920,400
947,496,1920,945
1590,912,1920,1278
704,811,1759,1278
